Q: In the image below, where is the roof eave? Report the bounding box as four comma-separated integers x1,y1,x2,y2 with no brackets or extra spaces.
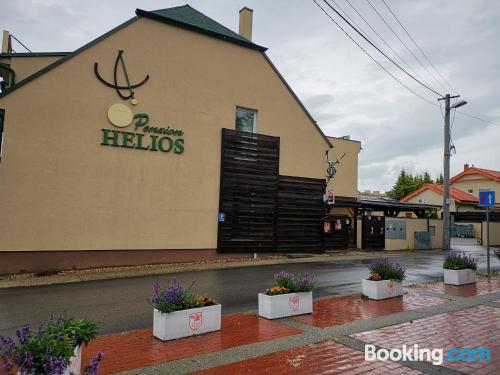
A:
262,53,333,148
135,8,267,52
0,52,71,58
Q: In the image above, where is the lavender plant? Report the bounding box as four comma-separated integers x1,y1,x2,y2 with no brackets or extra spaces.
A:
368,258,406,281
273,271,298,291
148,280,215,313
83,352,105,375
443,252,477,270
295,273,315,292
0,318,102,375
269,271,315,294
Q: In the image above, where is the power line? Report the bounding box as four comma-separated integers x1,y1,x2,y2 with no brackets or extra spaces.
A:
381,0,458,94
321,0,443,97
312,0,440,107
315,0,500,129
343,0,435,94
456,110,500,126
364,0,448,96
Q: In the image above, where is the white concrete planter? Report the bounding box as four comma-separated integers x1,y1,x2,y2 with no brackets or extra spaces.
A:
67,345,82,375
17,345,81,375
362,279,403,300
258,291,313,319
444,268,476,285
153,304,221,341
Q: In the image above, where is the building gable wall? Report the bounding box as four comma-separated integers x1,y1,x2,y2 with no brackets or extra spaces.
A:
0,17,329,251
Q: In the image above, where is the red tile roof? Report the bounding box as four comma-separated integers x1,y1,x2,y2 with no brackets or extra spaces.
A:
401,183,478,204
451,166,500,183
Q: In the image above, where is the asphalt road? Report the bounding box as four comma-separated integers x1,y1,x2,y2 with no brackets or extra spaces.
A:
0,240,498,338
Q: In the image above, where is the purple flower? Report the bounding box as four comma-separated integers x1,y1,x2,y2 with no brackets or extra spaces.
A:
16,324,31,345
83,352,105,375
443,252,477,270
368,257,406,280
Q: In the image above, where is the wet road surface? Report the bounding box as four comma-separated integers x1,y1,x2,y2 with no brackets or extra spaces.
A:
0,241,498,337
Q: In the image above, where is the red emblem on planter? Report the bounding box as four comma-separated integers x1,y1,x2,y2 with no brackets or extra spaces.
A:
387,280,394,289
189,312,203,331
289,296,300,312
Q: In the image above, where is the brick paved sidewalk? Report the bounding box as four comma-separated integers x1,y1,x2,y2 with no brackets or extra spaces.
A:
77,275,500,375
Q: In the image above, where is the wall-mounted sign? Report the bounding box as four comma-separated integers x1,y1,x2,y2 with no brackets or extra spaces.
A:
95,50,184,154
327,190,335,204
94,49,149,104
101,112,184,154
218,213,226,222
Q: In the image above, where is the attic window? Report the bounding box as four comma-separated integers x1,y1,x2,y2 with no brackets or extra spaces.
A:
235,107,257,133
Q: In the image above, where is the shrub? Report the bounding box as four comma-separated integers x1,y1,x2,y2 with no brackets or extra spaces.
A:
0,317,103,375
368,258,406,281
443,252,477,270
266,272,315,295
148,280,216,314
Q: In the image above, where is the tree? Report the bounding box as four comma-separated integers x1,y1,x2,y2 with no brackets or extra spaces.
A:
387,169,435,201
435,173,444,184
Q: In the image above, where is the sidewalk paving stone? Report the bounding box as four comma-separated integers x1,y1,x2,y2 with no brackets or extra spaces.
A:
292,294,447,328
352,305,500,374
82,313,301,375
411,277,500,297
195,340,424,374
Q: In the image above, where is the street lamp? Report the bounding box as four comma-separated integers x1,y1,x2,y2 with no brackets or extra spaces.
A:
451,100,467,109
440,94,467,251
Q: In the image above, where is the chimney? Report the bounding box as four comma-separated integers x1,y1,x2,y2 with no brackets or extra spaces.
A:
464,164,469,171
239,7,253,41
2,30,10,53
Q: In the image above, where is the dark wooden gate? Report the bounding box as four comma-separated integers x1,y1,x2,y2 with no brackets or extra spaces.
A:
323,215,351,250
277,176,325,252
218,129,280,253
361,215,385,250
218,129,325,253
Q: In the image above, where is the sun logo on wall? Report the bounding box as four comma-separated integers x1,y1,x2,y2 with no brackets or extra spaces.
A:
94,49,150,128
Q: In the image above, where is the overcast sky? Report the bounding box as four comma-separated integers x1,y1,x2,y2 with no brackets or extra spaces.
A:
1,0,499,192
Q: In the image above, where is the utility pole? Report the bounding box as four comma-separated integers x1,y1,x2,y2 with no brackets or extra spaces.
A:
486,206,490,274
438,94,463,251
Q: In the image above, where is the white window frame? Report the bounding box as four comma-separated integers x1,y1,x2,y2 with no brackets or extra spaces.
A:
235,107,258,133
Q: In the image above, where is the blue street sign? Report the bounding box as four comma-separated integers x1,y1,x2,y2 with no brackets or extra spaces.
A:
479,190,495,207
218,213,225,222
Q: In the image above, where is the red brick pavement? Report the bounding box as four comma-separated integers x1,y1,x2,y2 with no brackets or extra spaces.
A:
292,294,446,328
197,340,423,375
353,305,500,374
81,313,301,375
411,277,500,297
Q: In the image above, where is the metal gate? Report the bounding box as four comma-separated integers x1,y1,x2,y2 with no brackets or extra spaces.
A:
361,215,385,250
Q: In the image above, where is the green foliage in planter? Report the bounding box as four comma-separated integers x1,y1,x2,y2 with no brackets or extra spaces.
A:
443,252,477,270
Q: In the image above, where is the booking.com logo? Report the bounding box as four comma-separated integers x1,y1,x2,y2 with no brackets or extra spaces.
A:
365,344,491,365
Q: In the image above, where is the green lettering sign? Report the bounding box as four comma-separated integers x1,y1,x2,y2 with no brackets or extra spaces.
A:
174,139,184,154
134,113,149,132
101,129,120,147
102,111,184,156
158,136,174,152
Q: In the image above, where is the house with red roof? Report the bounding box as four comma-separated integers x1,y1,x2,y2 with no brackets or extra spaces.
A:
401,164,499,212
401,183,479,213
450,164,500,209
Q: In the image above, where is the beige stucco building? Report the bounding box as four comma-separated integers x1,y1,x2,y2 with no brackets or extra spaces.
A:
450,164,500,209
401,183,479,213
401,165,499,212
0,5,363,273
